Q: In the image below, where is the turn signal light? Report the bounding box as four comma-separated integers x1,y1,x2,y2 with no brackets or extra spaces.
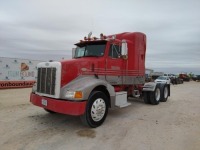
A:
74,91,83,99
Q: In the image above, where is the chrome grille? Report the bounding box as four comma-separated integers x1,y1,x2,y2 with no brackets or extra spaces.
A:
37,67,56,95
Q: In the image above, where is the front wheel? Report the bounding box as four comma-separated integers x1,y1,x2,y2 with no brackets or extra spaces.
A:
80,91,108,128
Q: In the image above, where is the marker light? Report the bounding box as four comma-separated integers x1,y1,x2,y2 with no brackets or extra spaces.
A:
100,33,106,39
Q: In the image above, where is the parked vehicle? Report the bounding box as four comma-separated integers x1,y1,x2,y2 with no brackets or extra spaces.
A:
179,73,190,81
197,75,200,81
150,72,164,80
171,77,183,84
30,32,170,127
169,74,176,79
155,76,171,84
192,75,200,81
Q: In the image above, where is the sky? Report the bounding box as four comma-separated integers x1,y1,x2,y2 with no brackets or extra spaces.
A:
0,0,200,74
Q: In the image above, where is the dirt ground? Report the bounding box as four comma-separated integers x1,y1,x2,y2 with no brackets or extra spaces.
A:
0,81,200,150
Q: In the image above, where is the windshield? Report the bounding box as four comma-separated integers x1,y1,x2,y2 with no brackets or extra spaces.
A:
74,42,106,58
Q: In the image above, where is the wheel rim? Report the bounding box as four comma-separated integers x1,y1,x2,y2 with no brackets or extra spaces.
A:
91,98,106,122
155,88,160,101
164,87,168,98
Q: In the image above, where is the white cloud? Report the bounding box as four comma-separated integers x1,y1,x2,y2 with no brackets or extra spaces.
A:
0,0,200,74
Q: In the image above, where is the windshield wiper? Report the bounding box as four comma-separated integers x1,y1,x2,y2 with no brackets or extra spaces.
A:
75,56,83,58
84,55,100,57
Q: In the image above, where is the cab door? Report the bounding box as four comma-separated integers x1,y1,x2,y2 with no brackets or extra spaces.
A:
106,43,124,85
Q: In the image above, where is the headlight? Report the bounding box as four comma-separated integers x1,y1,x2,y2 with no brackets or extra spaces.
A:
65,91,83,99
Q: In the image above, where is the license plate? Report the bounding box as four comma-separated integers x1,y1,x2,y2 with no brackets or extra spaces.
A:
41,99,47,106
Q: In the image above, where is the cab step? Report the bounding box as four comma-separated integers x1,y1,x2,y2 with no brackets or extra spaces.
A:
115,91,131,108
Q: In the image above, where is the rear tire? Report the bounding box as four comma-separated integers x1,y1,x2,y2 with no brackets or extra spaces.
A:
143,92,151,104
80,91,108,128
160,84,169,102
150,84,161,105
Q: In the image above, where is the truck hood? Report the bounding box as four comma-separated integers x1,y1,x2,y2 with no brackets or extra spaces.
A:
60,57,104,87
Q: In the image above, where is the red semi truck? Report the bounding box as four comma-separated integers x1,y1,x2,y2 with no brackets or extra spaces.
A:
30,32,170,127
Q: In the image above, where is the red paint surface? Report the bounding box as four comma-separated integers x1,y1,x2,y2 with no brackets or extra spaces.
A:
30,93,87,116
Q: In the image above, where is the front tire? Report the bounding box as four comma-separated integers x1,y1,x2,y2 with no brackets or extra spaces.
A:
80,91,108,128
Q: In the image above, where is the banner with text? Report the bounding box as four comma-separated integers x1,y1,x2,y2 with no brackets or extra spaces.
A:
0,57,42,89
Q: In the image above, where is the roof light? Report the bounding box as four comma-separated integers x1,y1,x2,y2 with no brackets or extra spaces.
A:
93,37,97,40
100,33,106,39
100,33,104,39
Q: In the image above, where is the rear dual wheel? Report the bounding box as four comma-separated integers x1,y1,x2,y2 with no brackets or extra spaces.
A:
143,84,169,105
144,92,151,104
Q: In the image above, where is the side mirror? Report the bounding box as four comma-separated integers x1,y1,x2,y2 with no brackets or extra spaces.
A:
72,48,76,58
121,40,128,59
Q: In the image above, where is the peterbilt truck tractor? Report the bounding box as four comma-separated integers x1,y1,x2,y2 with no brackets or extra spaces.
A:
30,32,170,127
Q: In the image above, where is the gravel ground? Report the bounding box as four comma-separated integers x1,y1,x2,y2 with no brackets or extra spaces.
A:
0,81,200,150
